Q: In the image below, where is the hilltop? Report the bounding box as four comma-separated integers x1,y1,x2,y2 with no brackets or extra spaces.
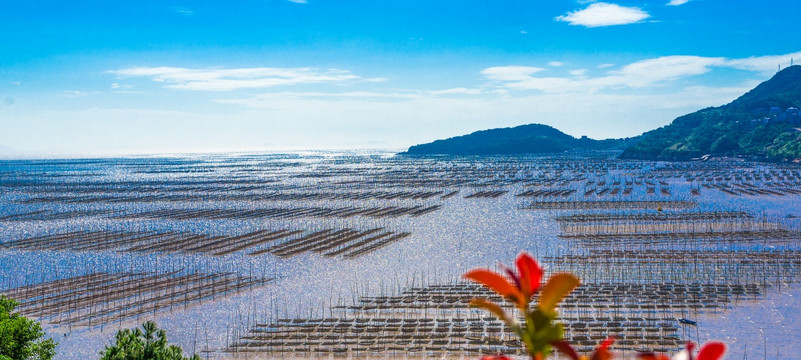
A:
621,65,801,161
402,123,636,156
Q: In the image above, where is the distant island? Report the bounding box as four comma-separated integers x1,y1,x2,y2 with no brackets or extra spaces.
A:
402,123,638,156
402,65,801,161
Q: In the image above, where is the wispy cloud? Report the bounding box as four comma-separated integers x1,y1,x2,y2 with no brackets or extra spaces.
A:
61,90,100,98
556,2,650,28
603,55,726,87
726,52,801,73
666,0,690,6
481,66,545,81
110,83,134,90
481,52,801,93
216,87,483,107
287,0,307,3
173,7,194,16
217,92,416,106
548,61,564,67
110,66,362,91
427,88,482,96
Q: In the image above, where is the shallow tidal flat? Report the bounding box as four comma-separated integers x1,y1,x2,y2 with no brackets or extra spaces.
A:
1,152,801,359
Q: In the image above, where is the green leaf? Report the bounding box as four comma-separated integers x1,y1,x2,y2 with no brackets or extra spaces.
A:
100,321,198,360
0,295,57,360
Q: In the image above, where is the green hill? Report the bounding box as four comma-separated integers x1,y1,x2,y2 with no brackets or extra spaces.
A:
402,123,635,156
621,65,801,161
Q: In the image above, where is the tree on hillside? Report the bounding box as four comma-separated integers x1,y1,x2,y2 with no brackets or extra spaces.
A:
0,295,57,360
99,321,200,360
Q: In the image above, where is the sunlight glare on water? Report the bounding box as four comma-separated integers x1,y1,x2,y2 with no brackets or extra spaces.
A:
0,151,800,359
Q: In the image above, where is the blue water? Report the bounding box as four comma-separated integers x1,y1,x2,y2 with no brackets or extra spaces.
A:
1,151,800,359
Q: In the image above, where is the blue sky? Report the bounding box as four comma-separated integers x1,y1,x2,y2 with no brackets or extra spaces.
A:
2,0,801,155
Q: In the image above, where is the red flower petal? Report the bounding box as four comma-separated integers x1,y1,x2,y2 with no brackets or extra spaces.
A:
501,264,521,291
480,355,513,360
599,337,615,350
516,252,542,297
697,342,726,360
551,340,580,360
591,337,615,360
463,269,522,301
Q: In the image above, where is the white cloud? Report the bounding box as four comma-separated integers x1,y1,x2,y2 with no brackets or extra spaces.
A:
480,51,801,93
481,66,546,81
173,7,194,15
427,88,482,96
598,63,615,68
503,77,586,93
666,0,690,5
61,90,99,98
725,51,801,74
600,55,726,88
555,2,650,27
216,88,482,107
216,92,418,106
288,0,307,3
110,66,362,91
548,61,564,67
110,83,134,90
481,56,722,93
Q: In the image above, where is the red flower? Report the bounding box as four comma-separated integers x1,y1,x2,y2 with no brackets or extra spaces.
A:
464,252,543,309
464,252,578,313
465,251,579,360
